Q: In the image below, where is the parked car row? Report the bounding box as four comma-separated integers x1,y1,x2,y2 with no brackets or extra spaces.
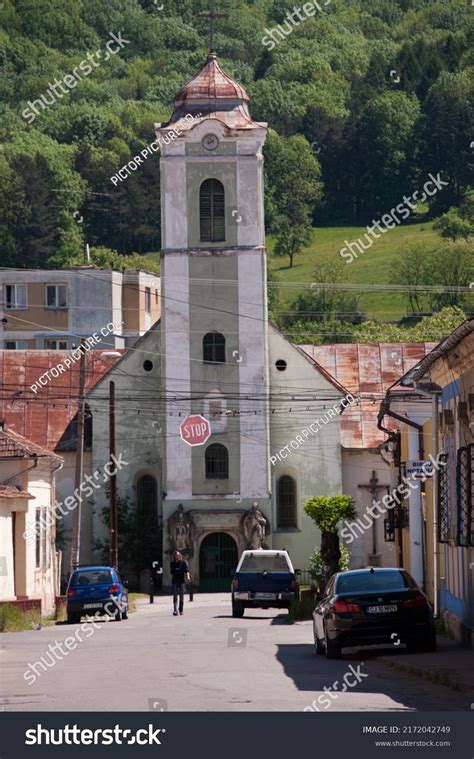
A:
231,550,437,659
66,556,437,663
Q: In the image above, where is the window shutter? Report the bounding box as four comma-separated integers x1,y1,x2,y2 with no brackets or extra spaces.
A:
200,179,225,242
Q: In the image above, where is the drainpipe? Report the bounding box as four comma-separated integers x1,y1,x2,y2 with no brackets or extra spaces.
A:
409,383,442,619
432,390,440,618
377,408,403,566
51,459,64,598
381,405,424,459
379,400,425,587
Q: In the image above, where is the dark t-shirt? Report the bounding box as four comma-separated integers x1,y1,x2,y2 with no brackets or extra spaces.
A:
170,559,188,585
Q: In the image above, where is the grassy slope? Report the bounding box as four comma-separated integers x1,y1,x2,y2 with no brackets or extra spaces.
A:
267,221,439,322
144,220,440,322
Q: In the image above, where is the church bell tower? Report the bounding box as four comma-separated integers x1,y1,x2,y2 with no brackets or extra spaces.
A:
156,50,271,586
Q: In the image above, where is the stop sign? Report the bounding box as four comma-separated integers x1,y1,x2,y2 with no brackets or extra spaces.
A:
179,414,211,447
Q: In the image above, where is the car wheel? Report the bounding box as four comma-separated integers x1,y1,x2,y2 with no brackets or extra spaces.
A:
313,621,325,655
114,608,122,621
122,607,129,620
417,627,437,653
424,628,437,652
325,627,341,659
232,600,245,618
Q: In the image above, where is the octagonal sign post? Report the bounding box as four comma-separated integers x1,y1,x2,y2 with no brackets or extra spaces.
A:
179,414,211,447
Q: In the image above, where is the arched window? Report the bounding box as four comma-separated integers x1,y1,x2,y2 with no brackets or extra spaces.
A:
205,444,229,479
277,475,297,529
200,178,225,242
136,474,158,521
203,332,226,363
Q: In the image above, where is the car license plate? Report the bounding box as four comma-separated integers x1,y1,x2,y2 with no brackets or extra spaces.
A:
254,592,276,600
83,603,103,609
367,604,397,614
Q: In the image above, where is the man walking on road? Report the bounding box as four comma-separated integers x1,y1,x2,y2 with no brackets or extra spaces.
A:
170,551,191,616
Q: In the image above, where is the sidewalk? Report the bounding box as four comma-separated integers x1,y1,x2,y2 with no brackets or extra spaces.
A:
376,636,474,698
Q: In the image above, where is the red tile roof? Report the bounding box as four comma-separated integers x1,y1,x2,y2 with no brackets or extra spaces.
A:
0,351,123,452
0,423,61,460
299,343,437,449
0,484,35,499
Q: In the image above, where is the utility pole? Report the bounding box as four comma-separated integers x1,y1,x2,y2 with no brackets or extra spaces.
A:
109,380,118,569
70,340,87,571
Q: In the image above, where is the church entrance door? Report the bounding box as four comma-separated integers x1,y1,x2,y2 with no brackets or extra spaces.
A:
199,532,238,592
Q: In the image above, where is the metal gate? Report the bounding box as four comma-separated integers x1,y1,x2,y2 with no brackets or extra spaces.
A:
199,532,238,592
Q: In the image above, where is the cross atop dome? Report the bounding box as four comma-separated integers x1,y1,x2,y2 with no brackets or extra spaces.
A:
197,0,228,54
155,1,267,133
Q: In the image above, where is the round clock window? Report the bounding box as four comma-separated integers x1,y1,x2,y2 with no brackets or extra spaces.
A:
202,134,219,151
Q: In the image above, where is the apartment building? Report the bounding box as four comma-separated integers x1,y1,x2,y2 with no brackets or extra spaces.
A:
0,266,160,349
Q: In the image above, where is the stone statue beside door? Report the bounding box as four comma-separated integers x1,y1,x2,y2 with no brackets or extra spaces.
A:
242,505,268,549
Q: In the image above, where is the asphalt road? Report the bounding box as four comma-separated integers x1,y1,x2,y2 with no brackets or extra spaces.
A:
0,594,469,712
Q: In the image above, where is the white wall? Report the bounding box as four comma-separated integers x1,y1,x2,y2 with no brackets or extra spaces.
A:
88,328,164,557
0,459,59,614
342,449,397,569
268,326,344,571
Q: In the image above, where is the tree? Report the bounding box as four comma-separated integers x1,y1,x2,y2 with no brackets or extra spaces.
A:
303,495,356,585
429,242,474,310
309,545,350,591
287,260,365,325
95,494,162,586
347,91,421,220
390,244,434,315
433,209,474,241
264,131,323,265
421,72,474,211
273,223,312,269
351,307,466,343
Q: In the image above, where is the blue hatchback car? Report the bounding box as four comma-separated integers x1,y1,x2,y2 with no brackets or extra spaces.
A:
66,565,129,624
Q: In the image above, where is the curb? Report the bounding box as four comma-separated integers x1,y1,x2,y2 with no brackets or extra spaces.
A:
377,655,466,694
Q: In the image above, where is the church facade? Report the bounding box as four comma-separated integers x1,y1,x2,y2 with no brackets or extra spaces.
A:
87,54,346,588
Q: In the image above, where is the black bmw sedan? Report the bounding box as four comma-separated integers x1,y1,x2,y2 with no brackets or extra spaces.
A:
313,567,437,659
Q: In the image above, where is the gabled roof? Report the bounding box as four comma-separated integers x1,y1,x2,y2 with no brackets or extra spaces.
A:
300,343,437,449
0,484,35,499
0,350,123,452
0,423,61,461
396,318,474,386
269,323,349,397
86,319,161,395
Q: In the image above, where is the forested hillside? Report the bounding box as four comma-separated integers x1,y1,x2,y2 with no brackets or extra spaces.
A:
0,0,472,272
